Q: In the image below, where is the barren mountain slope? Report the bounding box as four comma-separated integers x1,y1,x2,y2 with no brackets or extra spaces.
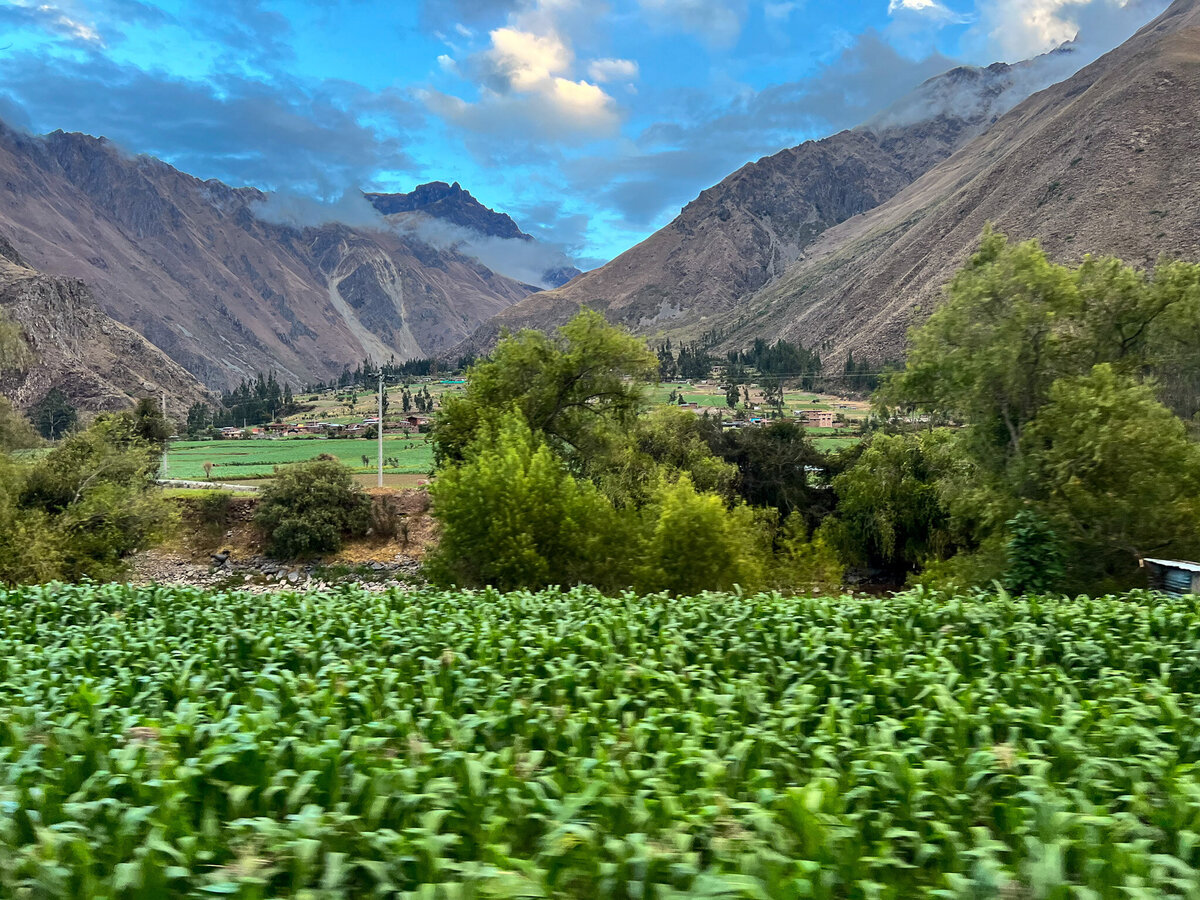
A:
723,0,1200,362
0,234,212,413
463,57,1066,349
0,126,533,388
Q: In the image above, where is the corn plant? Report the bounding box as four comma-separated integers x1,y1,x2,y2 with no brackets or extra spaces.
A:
1,584,1199,897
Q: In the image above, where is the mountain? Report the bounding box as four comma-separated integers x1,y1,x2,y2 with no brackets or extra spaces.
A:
461,50,1078,350
0,231,213,414
366,182,583,289
366,181,528,241
716,0,1200,363
0,124,537,389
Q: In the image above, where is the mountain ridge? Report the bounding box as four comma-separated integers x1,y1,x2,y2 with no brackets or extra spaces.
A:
0,123,538,389
0,232,213,414
714,0,1200,362
457,47,1082,351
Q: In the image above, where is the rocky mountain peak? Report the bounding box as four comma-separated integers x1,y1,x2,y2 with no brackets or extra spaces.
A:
365,182,531,242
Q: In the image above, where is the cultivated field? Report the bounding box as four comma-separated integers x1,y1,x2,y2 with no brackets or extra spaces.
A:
165,436,433,482
2,585,1197,896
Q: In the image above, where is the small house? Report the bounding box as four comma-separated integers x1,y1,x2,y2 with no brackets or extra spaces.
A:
1144,559,1200,596
798,410,835,428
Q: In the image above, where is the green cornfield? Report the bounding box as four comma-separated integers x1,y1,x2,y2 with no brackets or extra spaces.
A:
3,585,1200,898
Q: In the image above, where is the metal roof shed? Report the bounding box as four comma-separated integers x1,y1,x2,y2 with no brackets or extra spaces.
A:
1144,558,1200,596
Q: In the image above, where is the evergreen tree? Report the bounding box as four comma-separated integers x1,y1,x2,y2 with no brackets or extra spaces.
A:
31,388,77,439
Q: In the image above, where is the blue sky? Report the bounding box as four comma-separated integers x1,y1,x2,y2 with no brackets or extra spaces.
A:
0,0,1170,268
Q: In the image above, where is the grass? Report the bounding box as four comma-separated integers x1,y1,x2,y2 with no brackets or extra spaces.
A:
164,435,433,481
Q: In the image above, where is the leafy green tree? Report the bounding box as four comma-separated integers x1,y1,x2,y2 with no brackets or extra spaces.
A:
725,380,740,410
31,387,77,439
133,397,172,445
427,411,620,591
880,227,1200,470
0,396,41,451
818,431,961,579
254,457,371,558
703,419,825,525
13,411,174,582
1002,510,1065,596
595,406,737,509
186,402,212,439
433,309,658,468
1021,365,1200,587
633,474,765,595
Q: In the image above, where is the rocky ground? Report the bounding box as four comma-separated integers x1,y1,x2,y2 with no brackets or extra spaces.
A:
127,548,426,593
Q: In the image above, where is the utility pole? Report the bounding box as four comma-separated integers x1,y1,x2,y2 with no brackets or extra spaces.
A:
377,370,384,488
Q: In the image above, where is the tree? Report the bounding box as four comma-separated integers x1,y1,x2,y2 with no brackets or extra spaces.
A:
133,398,172,445
594,406,737,509
12,411,175,582
254,457,371,558
876,229,1200,591
633,474,765,595
186,402,212,439
1002,510,1065,596
818,431,961,579
879,227,1200,471
31,388,77,439
703,419,825,525
433,309,658,468
0,397,41,451
1019,365,1200,587
426,411,620,591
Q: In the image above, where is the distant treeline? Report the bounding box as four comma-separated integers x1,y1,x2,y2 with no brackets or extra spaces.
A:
303,356,472,393
186,372,298,435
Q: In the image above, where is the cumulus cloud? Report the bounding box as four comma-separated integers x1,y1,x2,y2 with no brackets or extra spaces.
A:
972,0,1170,61
424,1,624,143
587,57,639,82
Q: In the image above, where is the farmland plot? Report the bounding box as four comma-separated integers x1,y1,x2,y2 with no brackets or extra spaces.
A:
2,586,1200,897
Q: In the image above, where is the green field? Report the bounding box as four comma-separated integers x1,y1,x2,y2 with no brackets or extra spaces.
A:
3,584,1199,897
164,436,433,481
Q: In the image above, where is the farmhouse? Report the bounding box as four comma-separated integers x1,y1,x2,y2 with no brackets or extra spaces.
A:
797,409,835,428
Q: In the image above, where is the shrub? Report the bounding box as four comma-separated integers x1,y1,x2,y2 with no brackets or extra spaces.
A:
633,475,765,595
254,458,371,558
0,414,174,583
426,412,619,591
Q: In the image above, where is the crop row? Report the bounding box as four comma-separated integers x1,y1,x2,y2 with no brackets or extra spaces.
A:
2,585,1200,897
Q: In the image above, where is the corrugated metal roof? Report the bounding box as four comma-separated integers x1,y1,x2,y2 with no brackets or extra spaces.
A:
1145,558,1200,573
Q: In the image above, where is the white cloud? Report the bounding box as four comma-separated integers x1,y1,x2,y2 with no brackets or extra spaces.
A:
637,0,747,48
437,53,458,73
973,0,1168,60
11,1,103,44
425,0,623,142
587,57,639,82
888,0,968,23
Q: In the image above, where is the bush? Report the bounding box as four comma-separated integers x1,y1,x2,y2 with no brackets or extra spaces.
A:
428,412,769,594
254,458,371,558
633,475,765,595
0,413,175,583
426,412,619,591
